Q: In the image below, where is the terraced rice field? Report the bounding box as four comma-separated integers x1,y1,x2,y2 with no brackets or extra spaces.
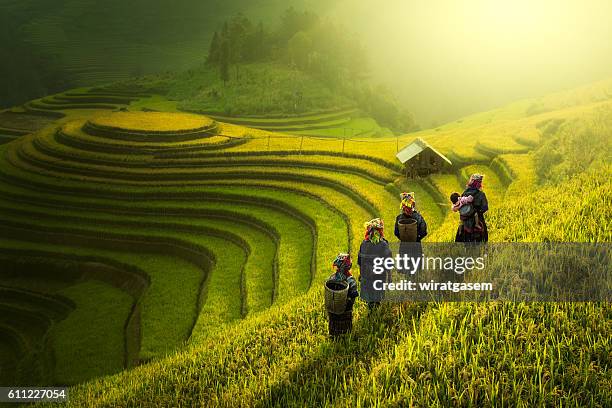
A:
0,108,408,384
0,80,609,405
21,86,152,118
200,107,393,138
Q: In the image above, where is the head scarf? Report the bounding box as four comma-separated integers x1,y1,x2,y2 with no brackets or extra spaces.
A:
400,192,416,215
332,253,352,277
364,218,384,244
467,173,484,190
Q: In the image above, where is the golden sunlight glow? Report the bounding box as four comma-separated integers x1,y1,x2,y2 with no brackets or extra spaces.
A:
330,0,612,124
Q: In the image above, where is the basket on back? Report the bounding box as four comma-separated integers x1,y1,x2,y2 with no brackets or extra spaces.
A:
324,279,348,314
398,218,418,242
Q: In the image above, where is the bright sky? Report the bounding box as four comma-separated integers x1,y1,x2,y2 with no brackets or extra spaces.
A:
328,0,612,125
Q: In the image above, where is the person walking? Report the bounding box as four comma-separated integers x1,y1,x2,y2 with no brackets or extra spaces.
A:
393,192,427,275
326,253,358,336
358,218,392,309
394,192,428,242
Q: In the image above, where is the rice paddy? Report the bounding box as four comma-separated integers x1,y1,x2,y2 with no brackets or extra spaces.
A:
0,78,610,406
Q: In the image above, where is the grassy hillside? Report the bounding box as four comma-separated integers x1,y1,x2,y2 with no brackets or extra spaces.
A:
0,78,610,405
150,63,353,116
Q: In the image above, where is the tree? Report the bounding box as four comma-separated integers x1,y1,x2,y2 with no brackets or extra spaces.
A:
219,39,230,85
288,31,312,70
278,7,319,43
243,21,267,62
207,31,221,65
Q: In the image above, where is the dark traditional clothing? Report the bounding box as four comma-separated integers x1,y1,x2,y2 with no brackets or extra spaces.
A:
327,253,358,337
455,186,489,243
394,193,428,274
394,211,428,242
358,238,392,304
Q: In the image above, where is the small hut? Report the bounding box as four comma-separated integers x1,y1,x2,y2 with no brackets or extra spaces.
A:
396,138,452,178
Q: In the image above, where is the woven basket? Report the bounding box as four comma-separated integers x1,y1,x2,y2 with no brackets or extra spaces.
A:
398,218,418,242
324,279,348,314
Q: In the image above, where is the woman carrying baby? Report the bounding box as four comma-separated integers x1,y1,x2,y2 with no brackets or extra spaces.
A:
452,173,489,243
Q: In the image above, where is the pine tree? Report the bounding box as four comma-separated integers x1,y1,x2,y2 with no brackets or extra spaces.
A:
219,39,230,85
207,31,221,65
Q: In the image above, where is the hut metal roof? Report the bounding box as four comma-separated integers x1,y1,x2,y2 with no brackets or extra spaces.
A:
396,137,452,165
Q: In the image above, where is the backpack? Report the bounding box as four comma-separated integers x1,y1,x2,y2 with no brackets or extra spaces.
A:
459,201,476,221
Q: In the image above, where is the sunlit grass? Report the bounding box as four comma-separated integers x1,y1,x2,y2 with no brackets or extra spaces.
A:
3,79,612,405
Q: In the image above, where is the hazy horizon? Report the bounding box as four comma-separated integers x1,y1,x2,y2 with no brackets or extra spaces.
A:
326,0,612,126
3,0,612,127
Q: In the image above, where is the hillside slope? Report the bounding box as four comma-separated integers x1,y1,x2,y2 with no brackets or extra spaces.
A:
0,79,609,406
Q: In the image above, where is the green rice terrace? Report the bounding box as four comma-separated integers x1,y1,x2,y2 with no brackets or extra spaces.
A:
0,78,610,406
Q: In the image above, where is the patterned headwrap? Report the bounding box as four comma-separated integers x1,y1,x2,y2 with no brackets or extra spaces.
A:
332,253,352,277
467,173,484,190
400,192,416,215
364,218,384,244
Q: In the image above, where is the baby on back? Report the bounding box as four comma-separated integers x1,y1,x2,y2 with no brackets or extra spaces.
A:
450,192,482,232
450,192,473,212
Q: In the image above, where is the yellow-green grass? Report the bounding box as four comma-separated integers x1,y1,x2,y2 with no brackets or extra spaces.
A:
0,198,276,319
0,143,366,326
52,118,405,173
207,108,356,125
57,121,239,153
3,141,396,223
292,117,394,138
0,198,285,336
0,156,361,260
4,80,612,405
129,95,179,112
53,280,133,384
0,239,160,384
0,161,393,256
495,153,537,196
3,132,430,255
0,177,354,350
460,164,506,205
30,126,399,181
0,222,208,360
0,180,315,311
395,180,445,232
423,173,464,242
489,164,611,242
0,284,74,385
0,138,373,277
40,157,610,402
55,294,612,406
89,111,214,133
